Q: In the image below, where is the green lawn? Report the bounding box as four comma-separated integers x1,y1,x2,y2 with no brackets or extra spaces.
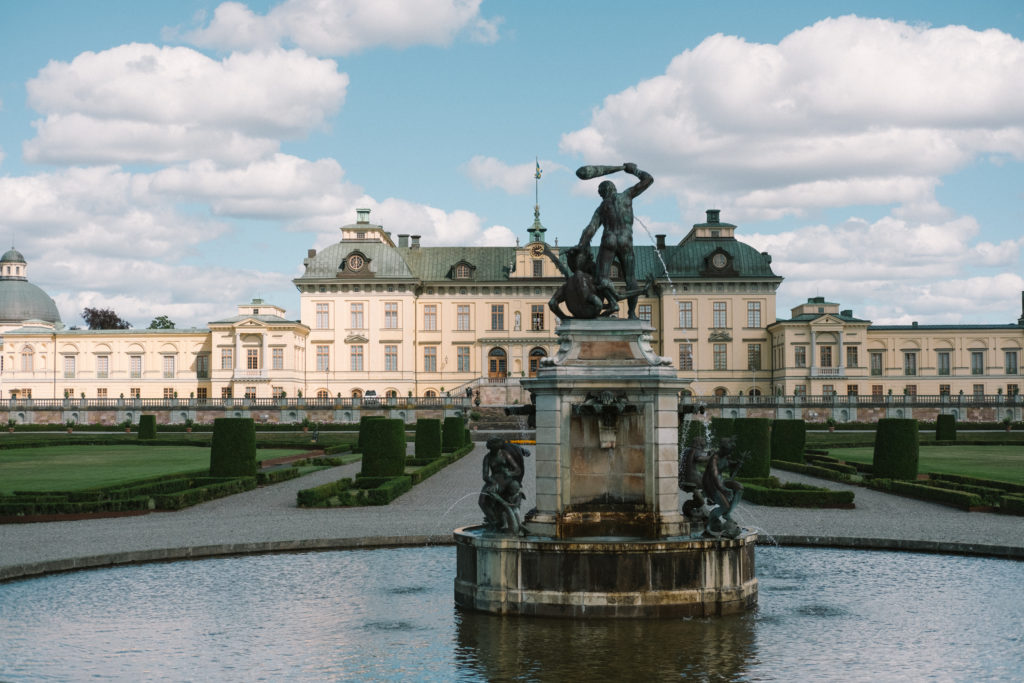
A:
826,445,1024,484
0,445,310,494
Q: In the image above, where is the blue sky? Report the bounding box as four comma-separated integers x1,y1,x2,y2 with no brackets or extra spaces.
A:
1,0,1022,328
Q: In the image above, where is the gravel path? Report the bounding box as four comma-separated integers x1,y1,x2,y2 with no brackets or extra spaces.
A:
1,444,1020,581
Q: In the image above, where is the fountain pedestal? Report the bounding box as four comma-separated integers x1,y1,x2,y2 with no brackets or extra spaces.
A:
455,319,758,617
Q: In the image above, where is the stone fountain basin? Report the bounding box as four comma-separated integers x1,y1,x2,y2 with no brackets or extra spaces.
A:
453,525,758,618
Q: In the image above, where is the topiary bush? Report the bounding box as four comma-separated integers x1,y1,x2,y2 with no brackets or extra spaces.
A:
415,418,442,460
732,418,771,478
771,419,806,463
360,418,406,477
936,414,957,441
442,416,465,451
709,417,735,448
357,415,386,452
209,417,257,477
138,414,157,440
873,418,919,480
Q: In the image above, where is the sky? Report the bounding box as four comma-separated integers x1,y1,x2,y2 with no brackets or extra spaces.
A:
0,0,1022,329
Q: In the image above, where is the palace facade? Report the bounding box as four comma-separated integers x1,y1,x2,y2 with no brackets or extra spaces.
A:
2,208,1023,408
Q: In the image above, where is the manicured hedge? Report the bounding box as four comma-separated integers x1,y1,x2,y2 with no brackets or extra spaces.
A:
357,416,386,452
771,459,856,483
442,416,465,451
256,467,301,486
936,414,957,441
709,417,735,446
153,476,257,510
415,419,443,460
742,481,855,508
1000,494,1024,515
209,418,257,477
297,475,412,507
138,414,157,440
771,420,806,463
886,480,982,510
873,418,919,480
926,472,1024,495
679,419,706,450
733,418,771,478
297,478,354,507
359,418,406,477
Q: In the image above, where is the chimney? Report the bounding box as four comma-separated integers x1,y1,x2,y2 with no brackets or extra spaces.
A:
655,234,666,250
356,208,370,224
307,249,317,258
706,209,720,224
841,309,852,318
398,234,409,248
411,235,421,248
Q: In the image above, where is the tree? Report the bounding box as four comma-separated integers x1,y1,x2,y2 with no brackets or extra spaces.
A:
148,315,176,329
82,307,131,330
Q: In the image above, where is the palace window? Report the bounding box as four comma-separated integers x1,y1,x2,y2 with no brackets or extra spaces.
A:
315,303,329,329
528,347,546,377
96,355,109,379
747,301,761,328
903,352,917,376
162,355,176,378
96,388,107,399
424,305,437,331
794,346,806,368
870,352,883,376
63,355,75,379
455,263,471,279
385,345,398,371
820,346,833,368
491,305,505,331
747,344,762,371
20,348,32,372
678,302,693,328
971,351,984,375
221,348,232,371
1005,351,1018,375
272,348,284,370
246,348,259,370
316,345,330,372
713,343,727,370
794,385,806,396
872,384,883,397
939,384,950,396
130,388,141,399
1008,383,1019,396
846,347,858,368
196,387,208,400
457,305,470,331
488,348,507,377
973,383,985,397
847,384,859,396
638,304,652,322
350,345,364,371
713,302,727,328
272,387,284,399
384,302,399,329
245,386,256,400
424,346,437,372
457,346,471,372
822,385,835,396
679,343,693,370
350,303,364,329
163,388,174,399
196,354,209,379
905,385,917,396
532,259,543,277
531,304,545,331
938,351,951,376
221,387,232,399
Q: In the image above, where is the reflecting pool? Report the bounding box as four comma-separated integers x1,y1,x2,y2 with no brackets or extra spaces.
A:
1,546,1022,680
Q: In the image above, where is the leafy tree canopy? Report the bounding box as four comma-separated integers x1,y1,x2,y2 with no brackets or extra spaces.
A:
148,315,176,329
82,307,131,330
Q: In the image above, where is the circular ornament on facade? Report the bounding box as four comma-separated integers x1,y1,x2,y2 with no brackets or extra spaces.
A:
529,243,544,257
348,254,365,271
712,253,727,269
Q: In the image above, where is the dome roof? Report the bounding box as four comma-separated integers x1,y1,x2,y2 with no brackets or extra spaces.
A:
0,279,62,325
1,248,25,263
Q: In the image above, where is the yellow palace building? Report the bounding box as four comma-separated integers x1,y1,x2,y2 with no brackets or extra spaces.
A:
1,208,1022,422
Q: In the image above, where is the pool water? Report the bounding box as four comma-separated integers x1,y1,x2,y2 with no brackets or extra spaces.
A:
1,546,1021,680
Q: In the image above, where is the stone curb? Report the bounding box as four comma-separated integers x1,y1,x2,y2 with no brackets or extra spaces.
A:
3,533,1021,584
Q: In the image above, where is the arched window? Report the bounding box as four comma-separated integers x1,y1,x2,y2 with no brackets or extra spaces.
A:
316,389,330,399
528,347,547,377
350,389,362,398
385,389,398,398
20,347,33,372
713,387,728,397
749,388,762,396
488,348,507,380
455,263,471,279
424,389,437,398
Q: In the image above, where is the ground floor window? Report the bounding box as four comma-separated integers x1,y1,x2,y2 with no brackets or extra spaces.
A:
221,387,232,399
196,387,208,400
939,384,950,396
847,384,858,396
244,386,256,399
872,385,883,397
973,383,985,397
163,387,175,399
96,388,107,398
905,385,917,396
1008,384,1019,397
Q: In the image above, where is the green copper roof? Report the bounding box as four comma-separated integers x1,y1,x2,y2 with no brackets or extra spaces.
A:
0,248,25,264
297,241,416,280
399,246,517,281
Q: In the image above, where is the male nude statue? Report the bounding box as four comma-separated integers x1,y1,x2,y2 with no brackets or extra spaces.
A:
576,162,653,319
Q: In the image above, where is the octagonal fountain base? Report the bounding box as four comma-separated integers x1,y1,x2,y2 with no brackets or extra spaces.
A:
453,526,758,618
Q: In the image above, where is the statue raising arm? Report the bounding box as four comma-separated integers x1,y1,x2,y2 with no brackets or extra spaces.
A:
622,162,653,198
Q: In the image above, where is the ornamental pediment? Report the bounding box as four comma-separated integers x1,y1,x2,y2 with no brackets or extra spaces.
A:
344,334,369,344
708,330,732,342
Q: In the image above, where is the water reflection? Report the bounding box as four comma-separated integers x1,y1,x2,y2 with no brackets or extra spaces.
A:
1,546,1022,681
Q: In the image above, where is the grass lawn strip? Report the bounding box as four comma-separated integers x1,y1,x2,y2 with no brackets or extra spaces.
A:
823,445,1024,485
0,446,310,494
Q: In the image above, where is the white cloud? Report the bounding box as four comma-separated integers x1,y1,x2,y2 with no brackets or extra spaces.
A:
745,212,1024,324
184,0,500,55
462,156,564,195
560,16,1024,219
24,43,347,165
